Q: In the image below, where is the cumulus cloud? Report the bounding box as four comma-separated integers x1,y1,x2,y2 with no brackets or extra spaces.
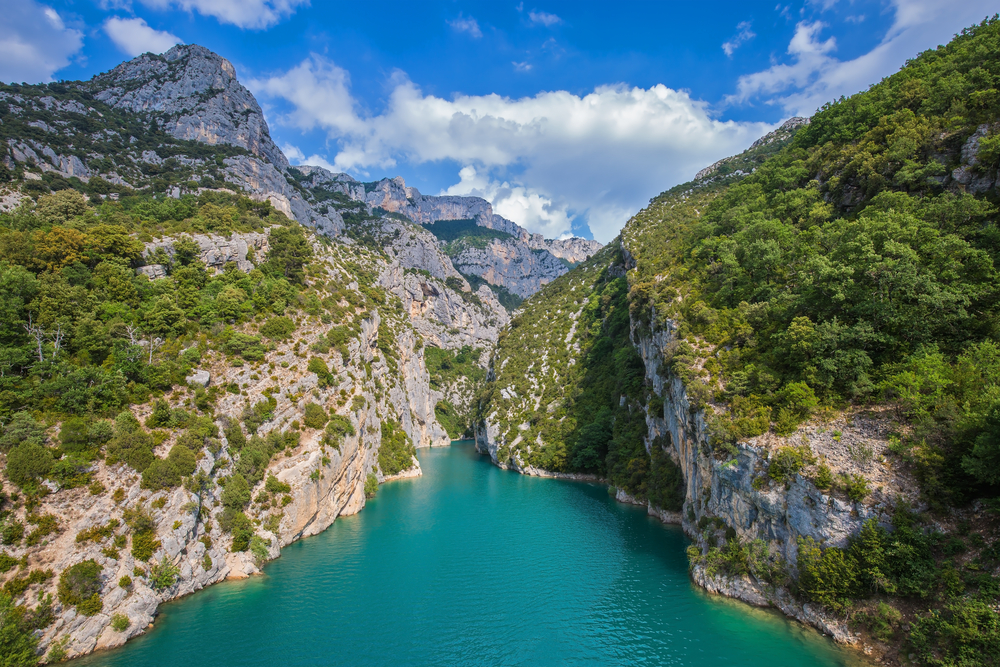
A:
448,14,482,38
282,143,337,173
104,17,182,56
0,1,84,83
139,0,308,30
528,11,562,27
250,55,774,241
730,0,999,116
722,21,756,57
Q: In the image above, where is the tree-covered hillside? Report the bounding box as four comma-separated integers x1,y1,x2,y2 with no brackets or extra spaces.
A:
481,18,1000,665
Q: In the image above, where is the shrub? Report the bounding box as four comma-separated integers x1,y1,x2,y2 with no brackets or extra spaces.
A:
0,413,46,453
149,556,180,590
0,554,17,574
264,474,290,494
167,444,198,476
854,602,902,642
259,316,296,340
323,415,355,451
249,535,270,565
141,458,180,490
220,509,253,551
118,575,132,588
25,514,59,546
106,429,155,473
307,357,334,387
0,592,40,666
111,613,130,632
302,402,328,430
221,473,250,509
377,421,415,476
77,593,103,616
5,442,53,488
909,598,1000,666
1,520,24,546
767,445,814,484
364,473,378,499
843,474,871,502
58,560,103,612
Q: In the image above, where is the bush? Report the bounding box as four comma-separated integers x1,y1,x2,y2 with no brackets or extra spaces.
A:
909,598,1000,666
307,357,334,387
58,560,103,612
302,402,328,430
5,442,53,488
141,458,180,490
259,316,296,340
111,612,130,632
323,415,355,451
106,429,155,473
167,444,198,476
264,474,290,494
249,535,270,564
149,556,180,590
221,473,250,509
1,520,24,546
767,445,814,484
364,473,378,499
377,421,415,476
118,575,132,588
0,592,39,666
220,509,253,551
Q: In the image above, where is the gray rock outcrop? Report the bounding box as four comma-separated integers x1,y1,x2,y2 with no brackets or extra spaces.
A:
92,45,288,170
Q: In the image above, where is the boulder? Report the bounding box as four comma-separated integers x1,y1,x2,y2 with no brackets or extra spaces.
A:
185,369,210,387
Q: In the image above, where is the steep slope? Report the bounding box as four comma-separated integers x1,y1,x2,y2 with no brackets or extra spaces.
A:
479,19,1000,665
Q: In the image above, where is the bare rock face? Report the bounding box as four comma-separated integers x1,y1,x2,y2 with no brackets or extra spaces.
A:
92,45,288,171
452,238,568,299
380,265,508,351
142,231,269,273
526,236,603,264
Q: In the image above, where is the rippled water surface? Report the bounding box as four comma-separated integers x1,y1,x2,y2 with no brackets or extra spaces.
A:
75,443,858,666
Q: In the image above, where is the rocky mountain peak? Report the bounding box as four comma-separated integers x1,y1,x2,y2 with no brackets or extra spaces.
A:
89,44,288,170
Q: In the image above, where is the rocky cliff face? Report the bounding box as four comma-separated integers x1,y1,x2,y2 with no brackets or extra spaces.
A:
451,238,568,299
92,45,288,171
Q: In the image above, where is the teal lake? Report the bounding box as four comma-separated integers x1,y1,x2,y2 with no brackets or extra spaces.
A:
74,443,858,666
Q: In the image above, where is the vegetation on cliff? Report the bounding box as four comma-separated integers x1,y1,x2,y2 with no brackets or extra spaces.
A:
483,17,1000,665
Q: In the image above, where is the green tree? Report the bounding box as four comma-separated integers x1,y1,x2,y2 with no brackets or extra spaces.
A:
0,592,39,667
264,226,312,285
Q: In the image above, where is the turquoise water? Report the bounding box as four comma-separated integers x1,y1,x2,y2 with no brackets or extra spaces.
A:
75,443,858,666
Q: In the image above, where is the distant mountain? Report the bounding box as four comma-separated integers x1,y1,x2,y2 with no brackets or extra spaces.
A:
0,44,600,305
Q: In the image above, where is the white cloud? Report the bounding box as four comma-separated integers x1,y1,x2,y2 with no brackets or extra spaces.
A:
0,0,84,83
722,21,756,57
139,0,308,30
512,61,532,72
529,11,562,27
282,143,337,173
448,14,482,39
104,17,181,56
731,0,999,116
444,166,573,239
250,56,774,241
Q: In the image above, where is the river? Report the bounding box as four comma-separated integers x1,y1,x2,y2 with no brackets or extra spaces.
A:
74,442,858,666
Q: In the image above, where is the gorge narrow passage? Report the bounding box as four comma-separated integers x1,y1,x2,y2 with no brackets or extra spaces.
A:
73,444,859,667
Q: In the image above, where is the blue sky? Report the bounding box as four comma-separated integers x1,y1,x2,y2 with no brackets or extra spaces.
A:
3,0,997,241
